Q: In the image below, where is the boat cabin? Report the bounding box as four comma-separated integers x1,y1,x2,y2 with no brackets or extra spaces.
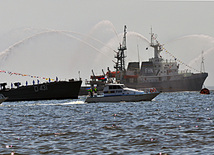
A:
103,84,125,97
103,83,145,97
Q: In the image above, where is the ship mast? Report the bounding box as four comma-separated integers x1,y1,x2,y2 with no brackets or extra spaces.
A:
150,27,163,61
200,51,205,73
114,25,127,71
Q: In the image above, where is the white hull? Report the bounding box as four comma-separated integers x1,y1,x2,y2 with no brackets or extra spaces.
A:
85,92,159,103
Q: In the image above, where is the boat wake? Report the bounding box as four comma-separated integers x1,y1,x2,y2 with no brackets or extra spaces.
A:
1,98,86,106
60,100,85,105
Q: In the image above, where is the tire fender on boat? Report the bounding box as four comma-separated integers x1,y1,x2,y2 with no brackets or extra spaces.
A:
34,86,39,92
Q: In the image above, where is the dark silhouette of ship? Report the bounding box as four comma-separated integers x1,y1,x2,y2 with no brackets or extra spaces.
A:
106,26,208,92
0,79,82,101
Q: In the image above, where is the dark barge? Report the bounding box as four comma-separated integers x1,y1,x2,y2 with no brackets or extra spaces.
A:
0,79,82,101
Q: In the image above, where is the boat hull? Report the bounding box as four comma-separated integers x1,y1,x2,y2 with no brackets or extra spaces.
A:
0,81,82,101
85,92,160,103
122,73,208,92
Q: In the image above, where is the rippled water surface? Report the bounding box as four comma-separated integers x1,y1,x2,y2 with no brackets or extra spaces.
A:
0,91,213,155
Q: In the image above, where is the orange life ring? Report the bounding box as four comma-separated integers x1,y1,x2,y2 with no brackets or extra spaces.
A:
200,88,210,94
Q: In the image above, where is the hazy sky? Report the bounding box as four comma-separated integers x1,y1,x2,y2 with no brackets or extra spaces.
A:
0,0,214,86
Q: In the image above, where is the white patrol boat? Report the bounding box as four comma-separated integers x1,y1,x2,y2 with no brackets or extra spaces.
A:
85,83,160,103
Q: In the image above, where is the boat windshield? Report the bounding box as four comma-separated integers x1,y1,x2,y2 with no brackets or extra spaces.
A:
109,85,124,90
120,85,125,88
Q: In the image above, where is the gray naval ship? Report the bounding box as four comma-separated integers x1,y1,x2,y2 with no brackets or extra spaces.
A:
107,26,208,92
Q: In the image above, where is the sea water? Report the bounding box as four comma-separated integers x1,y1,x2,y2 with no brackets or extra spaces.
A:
0,91,213,155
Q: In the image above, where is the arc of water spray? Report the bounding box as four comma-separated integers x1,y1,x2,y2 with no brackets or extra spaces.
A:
165,34,214,45
38,27,117,52
0,30,52,61
187,47,214,68
0,29,114,66
59,30,116,52
90,20,120,42
127,31,150,44
12,25,118,52
0,28,116,55
60,32,113,60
